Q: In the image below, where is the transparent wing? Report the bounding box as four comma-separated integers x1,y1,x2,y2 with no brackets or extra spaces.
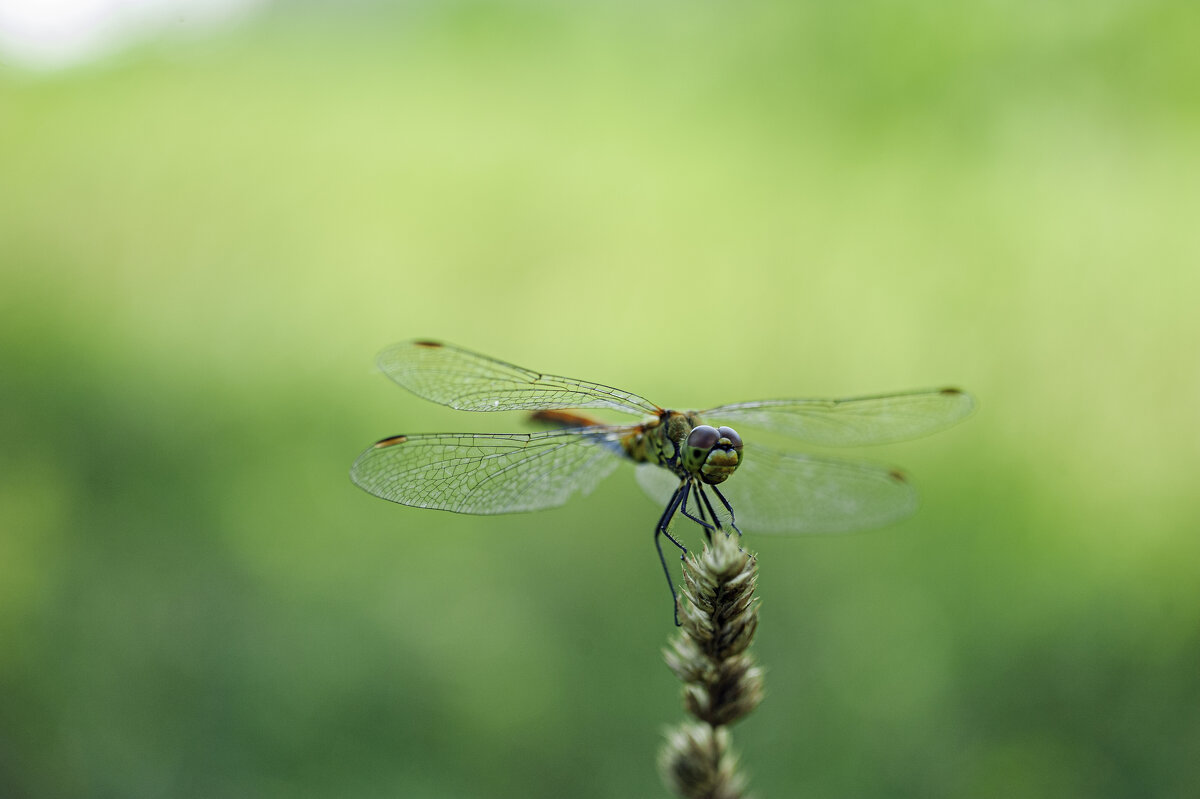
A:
636,444,917,535
376,340,661,416
351,427,632,514
700,388,974,447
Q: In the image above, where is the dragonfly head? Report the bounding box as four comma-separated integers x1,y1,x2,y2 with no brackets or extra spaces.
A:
682,425,744,485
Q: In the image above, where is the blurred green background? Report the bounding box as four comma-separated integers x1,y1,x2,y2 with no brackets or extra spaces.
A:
2,1,1199,797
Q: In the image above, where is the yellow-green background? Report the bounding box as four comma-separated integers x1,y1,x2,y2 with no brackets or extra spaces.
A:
3,2,1198,797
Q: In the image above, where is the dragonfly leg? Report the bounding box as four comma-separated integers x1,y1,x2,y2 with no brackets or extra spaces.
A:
695,484,728,538
655,483,689,626
679,478,717,542
690,488,715,544
710,484,742,536
656,482,690,553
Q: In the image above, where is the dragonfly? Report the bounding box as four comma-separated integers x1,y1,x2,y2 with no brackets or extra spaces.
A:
351,340,974,623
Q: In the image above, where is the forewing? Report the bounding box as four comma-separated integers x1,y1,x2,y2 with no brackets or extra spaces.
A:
377,341,661,415
635,446,917,534
701,389,974,447
351,428,628,514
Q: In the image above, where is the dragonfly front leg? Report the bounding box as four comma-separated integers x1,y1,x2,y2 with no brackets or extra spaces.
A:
709,483,742,536
655,482,690,626
679,478,717,543
694,483,729,539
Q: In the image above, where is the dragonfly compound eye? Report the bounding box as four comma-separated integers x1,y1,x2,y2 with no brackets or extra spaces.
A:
686,425,720,451
718,426,743,451
682,425,720,473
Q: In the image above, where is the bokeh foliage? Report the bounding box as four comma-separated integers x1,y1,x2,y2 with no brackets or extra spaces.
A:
2,1,1199,797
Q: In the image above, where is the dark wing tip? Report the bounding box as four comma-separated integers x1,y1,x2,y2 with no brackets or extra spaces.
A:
939,387,976,417
414,340,443,348
888,469,909,483
374,435,408,448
